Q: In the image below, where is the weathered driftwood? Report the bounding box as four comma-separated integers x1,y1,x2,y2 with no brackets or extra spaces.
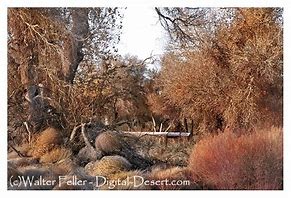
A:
122,131,191,137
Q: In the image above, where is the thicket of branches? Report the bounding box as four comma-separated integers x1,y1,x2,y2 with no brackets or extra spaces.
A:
8,8,283,146
8,8,152,145
154,8,283,133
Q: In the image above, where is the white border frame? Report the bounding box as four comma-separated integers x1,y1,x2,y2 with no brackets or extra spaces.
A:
1,1,290,197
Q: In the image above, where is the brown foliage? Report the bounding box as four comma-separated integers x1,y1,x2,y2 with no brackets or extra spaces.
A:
28,127,63,158
7,8,126,144
39,147,72,164
158,8,283,132
188,127,283,189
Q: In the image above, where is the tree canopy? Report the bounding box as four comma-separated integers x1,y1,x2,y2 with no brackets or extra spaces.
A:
8,8,283,144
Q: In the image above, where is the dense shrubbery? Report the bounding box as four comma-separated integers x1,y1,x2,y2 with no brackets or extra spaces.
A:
188,127,283,189
156,8,283,133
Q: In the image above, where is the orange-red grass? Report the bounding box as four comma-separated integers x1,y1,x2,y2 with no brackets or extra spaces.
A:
188,127,283,190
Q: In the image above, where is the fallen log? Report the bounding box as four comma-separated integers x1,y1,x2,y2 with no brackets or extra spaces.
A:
122,131,191,137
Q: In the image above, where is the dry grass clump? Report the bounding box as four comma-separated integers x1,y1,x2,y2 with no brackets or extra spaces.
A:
84,161,95,175
188,127,283,189
39,147,72,164
51,158,78,175
95,131,153,169
28,127,63,158
95,131,125,154
85,155,132,177
77,146,103,166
